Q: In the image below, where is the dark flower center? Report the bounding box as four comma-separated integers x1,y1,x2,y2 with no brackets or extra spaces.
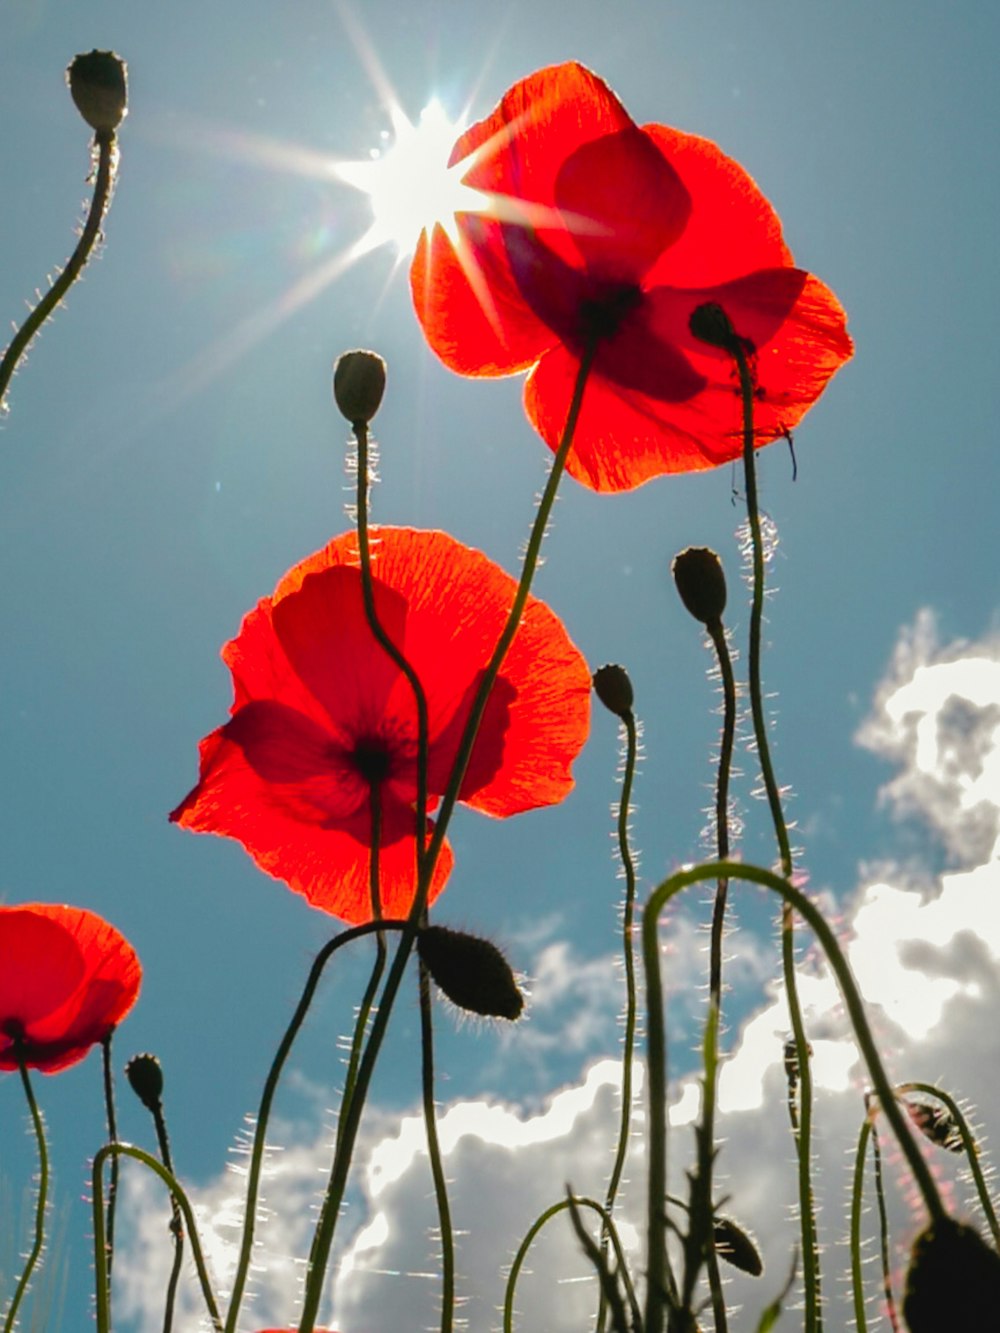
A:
579,283,643,342
350,736,394,787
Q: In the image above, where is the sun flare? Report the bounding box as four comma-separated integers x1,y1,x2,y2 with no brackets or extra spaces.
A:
337,101,480,255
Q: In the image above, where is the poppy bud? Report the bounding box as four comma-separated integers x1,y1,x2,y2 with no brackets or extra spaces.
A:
713,1215,763,1277
902,1216,1000,1332
418,925,524,1020
333,350,387,426
592,663,634,719
672,547,727,627
125,1052,164,1112
67,50,128,134
904,1099,965,1154
689,301,738,352
783,1036,812,1086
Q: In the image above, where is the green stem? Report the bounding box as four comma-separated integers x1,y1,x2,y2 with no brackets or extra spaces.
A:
596,706,639,1333
144,1084,184,1333
504,1196,640,1333
223,918,408,1333
295,340,598,1333
0,130,118,412
895,1081,1000,1247
3,1060,48,1333
869,1115,900,1333
642,859,946,1333
728,329,819,1331
849,1114,873,1333
419,957,455,1333
92,1144,223,1333
101,1034,120,1300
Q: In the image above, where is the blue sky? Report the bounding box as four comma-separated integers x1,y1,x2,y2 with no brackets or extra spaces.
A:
1,2,999,1330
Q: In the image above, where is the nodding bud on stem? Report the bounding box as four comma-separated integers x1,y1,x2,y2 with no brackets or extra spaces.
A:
689,301,738,352
67,50,128,134
713,1216,764,1277
592,663,634,719
904,1098,964,1154
903,1217,1000,1332
125,1052,164,1112
672,547,727,627
418,925,524,1020
333,350,387,427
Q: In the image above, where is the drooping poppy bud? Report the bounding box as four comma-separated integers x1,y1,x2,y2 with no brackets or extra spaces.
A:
713,1215,764,1277
688,301,739,353
592,663,634,719
333,350,387,426
67,50,128,134
904,1098,965,1154
418,925,524,1020
672,547,727,627
125,1052,164,1112
902,1216,1000,1332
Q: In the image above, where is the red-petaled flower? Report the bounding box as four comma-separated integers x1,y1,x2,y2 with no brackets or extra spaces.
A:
411,61,853,492
171,527,591,924
0,904,142,1074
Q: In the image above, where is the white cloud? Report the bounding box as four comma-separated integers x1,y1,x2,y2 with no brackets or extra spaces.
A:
116,614,1000,1333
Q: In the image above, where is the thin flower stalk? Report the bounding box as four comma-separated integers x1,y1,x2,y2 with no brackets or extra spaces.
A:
597,703,640,1333
849,1114,874,1333
0,130,118,412
869,1111,901,1332
419,958,456,1333
92,1144,222,1333
642,859,947,1333
2,1060,49,1333
101,1035,120,1301
295,342,599,1333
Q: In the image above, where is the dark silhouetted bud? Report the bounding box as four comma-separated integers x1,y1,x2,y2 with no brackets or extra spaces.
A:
125,1052,164,1112
418,925,523,1020
903,1216,1000,1332
689,301,738,351
904,1099,965,1154
333,350,387,426
714,1215,763,1277
67,51,128,134
592,663,634,719
672,547,727,627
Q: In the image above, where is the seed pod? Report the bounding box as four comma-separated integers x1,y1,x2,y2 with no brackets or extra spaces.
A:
125,1052,164,1112
418,925,524,1020
333,349,387,426
67,50,128,134
672,547,727,627
592,663,634,719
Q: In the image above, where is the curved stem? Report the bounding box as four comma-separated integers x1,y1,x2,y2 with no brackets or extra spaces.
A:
223,918,408,1333
295,342,599,1333
0,130,118,412
92,1143,223,1333
505,1196,639,1333
419,958,455,1332
3,1061,48,1333
642,859,946,1333
894,1081,1000,1246
596,706,639,1333
869,1115,900,1332
729,331,819,1330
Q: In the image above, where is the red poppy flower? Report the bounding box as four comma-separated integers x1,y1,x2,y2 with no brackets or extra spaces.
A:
171,527,591,924
411,62,853,492
0,904,142,1074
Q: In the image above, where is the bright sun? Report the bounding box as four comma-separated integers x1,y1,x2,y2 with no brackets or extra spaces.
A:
336,101,480,256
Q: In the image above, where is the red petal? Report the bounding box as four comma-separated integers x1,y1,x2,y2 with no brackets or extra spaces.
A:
640,124,793,286
0,905,141,1073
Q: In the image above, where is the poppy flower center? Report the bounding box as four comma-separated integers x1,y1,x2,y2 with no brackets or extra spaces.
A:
579,282,643,343
350,736,394,787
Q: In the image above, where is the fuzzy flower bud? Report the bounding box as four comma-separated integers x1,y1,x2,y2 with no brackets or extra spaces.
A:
125,1052,164,1112
333,349,387,426
418,925,524,1020
592,663,634,719
689,301,738,351
903,1217,1000,1332
713,1216,763,1277
672,547,727,627
904,1098,965,1154
67,50,128,134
